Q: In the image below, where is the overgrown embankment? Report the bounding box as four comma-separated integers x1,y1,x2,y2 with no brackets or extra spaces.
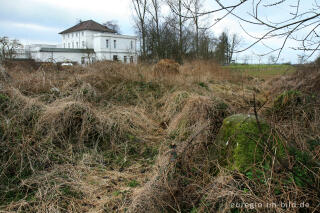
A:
0,61,319,212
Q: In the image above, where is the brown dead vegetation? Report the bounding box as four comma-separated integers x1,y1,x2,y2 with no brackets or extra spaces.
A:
268,65,320,95
129,94,231,212
153,59,180,77
0,61,319,212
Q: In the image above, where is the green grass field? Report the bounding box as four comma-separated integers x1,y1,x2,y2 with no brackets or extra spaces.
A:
224,64,296,79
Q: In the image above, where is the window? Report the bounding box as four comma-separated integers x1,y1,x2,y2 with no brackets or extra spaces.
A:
82,41,85,48
68,34,70,38
63,35,65,39
106,39,109,48
114,40,116,49
82,32,84,36
130,41,133,49
72,33,74,38
130,56,134,63
72,42,74,48
68,43,70,48
76,42,78,48
124,56,127,63
64,43,65,48
113,55,118,61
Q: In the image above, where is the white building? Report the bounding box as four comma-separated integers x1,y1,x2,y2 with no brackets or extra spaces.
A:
24,20,137,64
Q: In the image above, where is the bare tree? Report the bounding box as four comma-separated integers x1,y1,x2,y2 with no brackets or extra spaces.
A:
213,31,242,64
214,31,228,64
199,29,216,59
167,0,191,62
132,0,219,61
268,55,277,64
190,0,201,57
0,37,23,62
132,0,148,59
147,0,161,59
183,0,213,58
243,54,249,64
103,20,120,34
297,54,307,64
257,55,263,64
212,0,320,60
228,33,242,64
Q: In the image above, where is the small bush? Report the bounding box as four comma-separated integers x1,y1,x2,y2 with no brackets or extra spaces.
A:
153,59,180,76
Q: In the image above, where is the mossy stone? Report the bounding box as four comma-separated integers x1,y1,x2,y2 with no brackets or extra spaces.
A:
214,114,284,172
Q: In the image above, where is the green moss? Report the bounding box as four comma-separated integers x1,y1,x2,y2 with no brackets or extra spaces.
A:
215,114,285,173
0,93,10,111
307,138,320,150
286,146,318,187
112,190,121,196
142,146,158,160
175,91,189,102
198,82,209,90
102,132,158,168
127,179,140,188
60,185,84,199
0,93,9,103
0,188,35,205
0,122,3,139
216,101,229,111
190,207,198,213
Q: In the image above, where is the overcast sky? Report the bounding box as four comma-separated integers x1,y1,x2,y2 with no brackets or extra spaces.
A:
0,0,318,63
0,0,135,45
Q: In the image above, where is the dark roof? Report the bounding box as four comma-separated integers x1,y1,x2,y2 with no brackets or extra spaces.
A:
59,20,116,34
40,48,95,53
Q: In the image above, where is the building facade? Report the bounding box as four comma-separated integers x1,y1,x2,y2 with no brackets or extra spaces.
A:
24,20,137,64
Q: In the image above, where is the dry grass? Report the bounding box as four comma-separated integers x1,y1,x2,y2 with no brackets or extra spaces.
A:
153,59,180,77
0,60,319,212
129,94,231,212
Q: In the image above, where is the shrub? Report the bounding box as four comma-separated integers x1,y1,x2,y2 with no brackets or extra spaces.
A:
153,59,180,76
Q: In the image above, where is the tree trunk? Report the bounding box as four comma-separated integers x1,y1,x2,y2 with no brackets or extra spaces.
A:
178,0,183,63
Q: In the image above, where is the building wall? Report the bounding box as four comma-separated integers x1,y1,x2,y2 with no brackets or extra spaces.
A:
30,51,88,64
61,30,115,49
84,30,95,48
26,29,138,64
28,49,137,64
93,33,136,52
62,30,92,49
93,33,137,63
94,52,137,63
62,31,136,49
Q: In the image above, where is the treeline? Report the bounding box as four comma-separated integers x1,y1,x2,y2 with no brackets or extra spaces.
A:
131,0,241,64
0,37,23,62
